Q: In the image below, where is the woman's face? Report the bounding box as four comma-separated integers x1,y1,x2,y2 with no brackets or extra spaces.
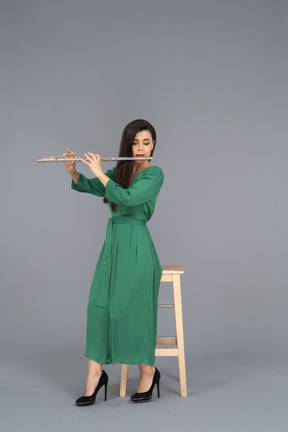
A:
132,130,154,160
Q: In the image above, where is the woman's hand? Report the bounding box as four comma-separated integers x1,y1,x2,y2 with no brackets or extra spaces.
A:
81,153,104,178
63,149,80,184
82,153,110,187
63,149,77,173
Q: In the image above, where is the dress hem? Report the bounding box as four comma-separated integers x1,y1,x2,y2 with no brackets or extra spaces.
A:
84,353,155,366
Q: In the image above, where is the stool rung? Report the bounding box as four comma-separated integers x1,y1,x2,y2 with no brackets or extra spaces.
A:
155,347,178,356
158,304,174,308
156,337,177,345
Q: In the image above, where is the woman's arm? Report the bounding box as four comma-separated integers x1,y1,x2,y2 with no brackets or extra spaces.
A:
64,150,114,197
81,153,110,186
105,166,164,207
70,170,80,184
63,150,80,184
76,152,164,204
71,172,115,196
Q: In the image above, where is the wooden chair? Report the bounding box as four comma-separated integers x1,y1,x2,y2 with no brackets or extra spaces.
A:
120,265,187,397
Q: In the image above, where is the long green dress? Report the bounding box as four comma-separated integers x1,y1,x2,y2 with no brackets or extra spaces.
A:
72,165,164,365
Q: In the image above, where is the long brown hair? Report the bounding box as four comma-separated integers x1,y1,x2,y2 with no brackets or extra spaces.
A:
104,119,157,211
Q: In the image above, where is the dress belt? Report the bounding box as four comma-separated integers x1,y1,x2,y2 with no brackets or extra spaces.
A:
96,216,146,308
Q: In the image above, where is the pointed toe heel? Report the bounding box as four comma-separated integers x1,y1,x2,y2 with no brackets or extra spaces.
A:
131,367,161,403
76,370,108,406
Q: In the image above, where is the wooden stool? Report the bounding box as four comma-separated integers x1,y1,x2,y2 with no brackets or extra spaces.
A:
120,265,187,397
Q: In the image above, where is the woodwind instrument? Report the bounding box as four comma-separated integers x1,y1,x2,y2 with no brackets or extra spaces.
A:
37,156,153,163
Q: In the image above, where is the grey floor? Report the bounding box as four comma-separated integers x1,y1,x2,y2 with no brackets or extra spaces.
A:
1,352,288,432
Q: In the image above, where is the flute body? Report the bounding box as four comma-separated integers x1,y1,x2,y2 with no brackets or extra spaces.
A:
37,156,153,163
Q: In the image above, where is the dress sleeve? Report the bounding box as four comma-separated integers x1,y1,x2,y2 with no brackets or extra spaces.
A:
104,166,164,207
71,168,115,197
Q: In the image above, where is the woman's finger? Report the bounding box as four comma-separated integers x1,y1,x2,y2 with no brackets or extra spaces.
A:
83,153,92,163
66,149,76,157
88,153,101,162
87,152,97,161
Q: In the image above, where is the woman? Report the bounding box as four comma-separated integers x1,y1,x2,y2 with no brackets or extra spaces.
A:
64,119,164,405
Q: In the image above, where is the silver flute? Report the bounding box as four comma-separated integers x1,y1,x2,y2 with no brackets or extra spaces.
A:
37,156,153,163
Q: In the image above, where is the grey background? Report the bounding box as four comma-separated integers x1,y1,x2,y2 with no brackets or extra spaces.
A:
1,0,288,431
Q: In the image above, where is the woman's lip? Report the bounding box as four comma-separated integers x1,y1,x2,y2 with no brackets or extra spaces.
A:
135,154,145,157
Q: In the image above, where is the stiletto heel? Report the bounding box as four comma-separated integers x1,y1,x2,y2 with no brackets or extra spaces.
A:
104,380,108,401
131,367,161,402
76,370,109,406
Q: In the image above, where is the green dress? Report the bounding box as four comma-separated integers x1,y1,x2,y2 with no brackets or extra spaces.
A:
72,165,164,365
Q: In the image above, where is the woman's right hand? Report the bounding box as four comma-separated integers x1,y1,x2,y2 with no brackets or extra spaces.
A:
63,149,77,173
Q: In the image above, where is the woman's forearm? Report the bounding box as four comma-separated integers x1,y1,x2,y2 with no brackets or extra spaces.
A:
97,172,110,188
69,170,80,184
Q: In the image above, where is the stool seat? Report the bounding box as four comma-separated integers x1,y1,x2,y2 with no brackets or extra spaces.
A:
161,265,184,274
120,264,187,397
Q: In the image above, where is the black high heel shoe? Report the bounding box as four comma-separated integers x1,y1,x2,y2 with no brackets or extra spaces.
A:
76,370,108,406
130,367,161,402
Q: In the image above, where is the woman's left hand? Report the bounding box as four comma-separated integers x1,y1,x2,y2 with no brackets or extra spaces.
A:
81,153,104,178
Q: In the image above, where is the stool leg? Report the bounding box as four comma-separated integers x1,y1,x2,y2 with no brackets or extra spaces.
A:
173,274,187,397
120,364,129,397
